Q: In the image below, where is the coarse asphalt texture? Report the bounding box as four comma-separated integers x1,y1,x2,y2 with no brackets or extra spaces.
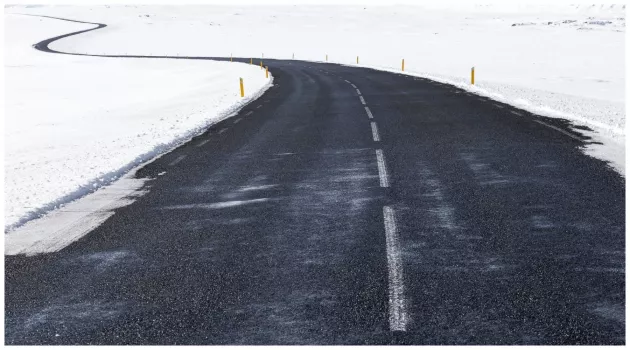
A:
5,15,625,345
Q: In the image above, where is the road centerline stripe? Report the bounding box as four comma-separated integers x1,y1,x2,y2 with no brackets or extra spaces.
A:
375,149,390,187
359,96,366,105
169,155,187,166
371,122,380,142
356,88,361,95
511,111,523,116
383,206,408,332
218,128,228,134
245,111,254,116
534,120,583,141
365,106,374,119
233,118,242,124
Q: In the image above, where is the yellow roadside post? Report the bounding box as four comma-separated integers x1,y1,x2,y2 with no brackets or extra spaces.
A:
250,58,252,64
260,61,263,69
357,56,359,64
471,67,475,85
230,53,232,62
402,59,405,71
293,53,294,59
239,78,244,97
326,54,328,62
265,66,269,78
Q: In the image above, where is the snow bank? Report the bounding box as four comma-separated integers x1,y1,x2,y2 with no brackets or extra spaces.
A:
4,13,271,230
7,4,624,174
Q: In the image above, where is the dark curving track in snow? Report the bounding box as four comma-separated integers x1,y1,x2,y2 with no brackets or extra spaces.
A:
5,15,625,345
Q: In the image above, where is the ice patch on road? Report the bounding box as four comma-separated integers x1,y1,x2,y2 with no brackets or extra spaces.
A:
161,198,273,210
5,174,149,256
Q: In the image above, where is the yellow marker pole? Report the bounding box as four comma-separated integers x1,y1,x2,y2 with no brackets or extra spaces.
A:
250,58,252,64
292,53,294,59
230,53,232,62
326,54,328,62
265,66,269,78
471,67,475,85
239,78,244,97
260,61,263,69
402,59,405,71
357,56,359,64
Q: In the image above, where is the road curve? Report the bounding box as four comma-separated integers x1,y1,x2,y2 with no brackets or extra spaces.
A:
5,15,625,345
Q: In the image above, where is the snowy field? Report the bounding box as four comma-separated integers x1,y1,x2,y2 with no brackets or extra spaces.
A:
4,4,625,231
4,13,271,231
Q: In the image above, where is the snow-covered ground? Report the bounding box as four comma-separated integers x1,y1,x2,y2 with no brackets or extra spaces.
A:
4,4,625,230
4,13,271,231
7,4,625,174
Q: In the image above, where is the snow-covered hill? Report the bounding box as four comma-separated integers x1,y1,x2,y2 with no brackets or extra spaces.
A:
4,13,271,230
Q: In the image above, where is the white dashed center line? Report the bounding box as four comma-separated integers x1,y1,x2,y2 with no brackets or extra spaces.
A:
245,111,254,116
534,120,583,141
351,83,357,88
359,96,366,105
218,128,228,134
344,79,350,83
233,118,242,124
169,155,187,166
356,89,361,95
256,105,263,109
371,122,380,142
364,106,374,119
375,149,390,187
493,104,504,109
511,111,523,116
196,139,210,147
383,206,408,332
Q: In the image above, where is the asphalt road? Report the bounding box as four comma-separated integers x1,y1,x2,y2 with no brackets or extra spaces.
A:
5,15,625,345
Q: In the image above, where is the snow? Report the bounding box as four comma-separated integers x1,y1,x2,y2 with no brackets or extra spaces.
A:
4,3,625,231
4,13,272,231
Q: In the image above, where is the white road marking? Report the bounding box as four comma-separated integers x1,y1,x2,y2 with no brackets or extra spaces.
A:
511,111,523,116
233,118,242,124
356,89,362,95
169,155,187,166
375,149,390,187
359,96,366,105
365,106,374,119
219,128,228,134
245,111,254,116
493,104,504,109
383,206,408,331
534,120,583,141
371,122,380,142
196,139,210,147
344,79,350,83
351,83,357,88
256,105,263,109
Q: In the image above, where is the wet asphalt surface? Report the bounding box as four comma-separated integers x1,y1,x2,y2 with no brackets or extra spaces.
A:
4,16,626,345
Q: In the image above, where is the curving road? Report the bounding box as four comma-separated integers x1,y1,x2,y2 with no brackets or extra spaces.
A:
5,16,625,345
